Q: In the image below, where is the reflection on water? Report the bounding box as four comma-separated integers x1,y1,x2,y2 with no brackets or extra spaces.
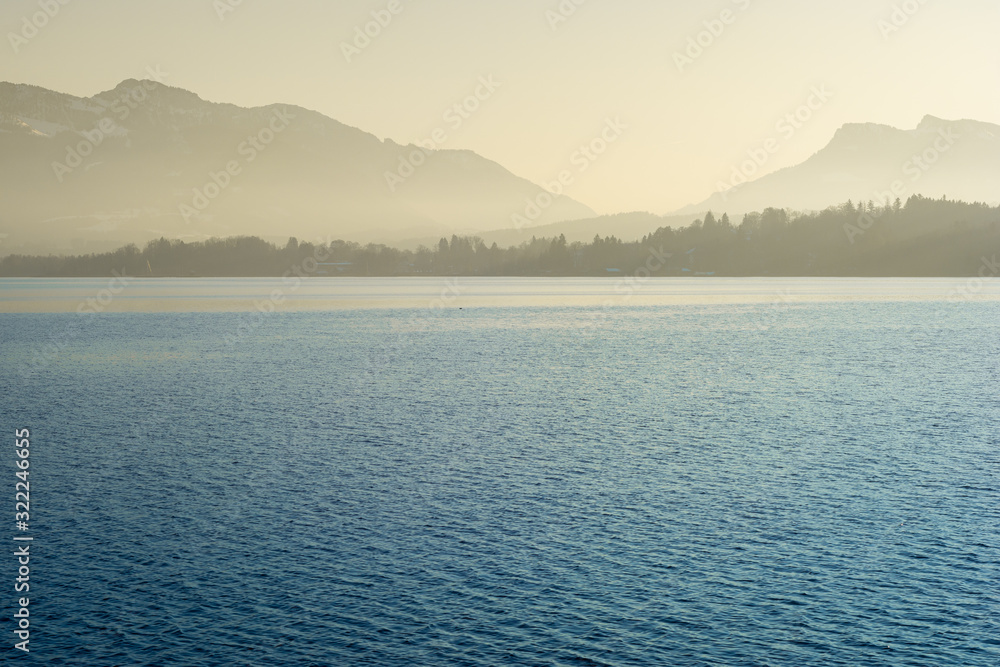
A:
1,276,999,312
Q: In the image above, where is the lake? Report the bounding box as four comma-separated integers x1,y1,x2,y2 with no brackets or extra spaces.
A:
1,278,998,666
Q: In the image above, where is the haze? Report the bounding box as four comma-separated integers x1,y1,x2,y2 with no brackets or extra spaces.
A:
3,0,998,215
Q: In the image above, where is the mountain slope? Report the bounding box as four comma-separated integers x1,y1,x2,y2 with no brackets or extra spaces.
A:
681,116,1000,216
0,80,594,254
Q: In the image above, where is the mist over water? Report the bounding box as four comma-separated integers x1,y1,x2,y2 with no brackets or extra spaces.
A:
3,281,998,665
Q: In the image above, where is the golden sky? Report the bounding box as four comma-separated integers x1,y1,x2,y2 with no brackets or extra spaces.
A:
2,0,998,214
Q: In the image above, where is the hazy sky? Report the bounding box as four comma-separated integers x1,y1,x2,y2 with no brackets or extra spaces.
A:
2,0,998,214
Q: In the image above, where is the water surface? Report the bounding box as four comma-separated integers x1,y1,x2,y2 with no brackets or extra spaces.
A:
1,279,997,665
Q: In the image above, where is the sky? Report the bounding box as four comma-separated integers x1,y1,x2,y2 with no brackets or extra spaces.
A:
1,0,998,215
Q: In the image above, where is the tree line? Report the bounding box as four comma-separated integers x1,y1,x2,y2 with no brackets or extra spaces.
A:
2,196,997,277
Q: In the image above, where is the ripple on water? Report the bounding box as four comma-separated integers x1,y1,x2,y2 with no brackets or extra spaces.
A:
1,300,998,665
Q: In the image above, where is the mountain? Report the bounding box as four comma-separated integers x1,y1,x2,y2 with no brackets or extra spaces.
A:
681,116,1000,216
0,80,594,255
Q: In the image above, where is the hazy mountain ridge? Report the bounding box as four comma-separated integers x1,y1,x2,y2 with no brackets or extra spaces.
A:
683,115,1000,216
0,80,594,255
3,80,999,257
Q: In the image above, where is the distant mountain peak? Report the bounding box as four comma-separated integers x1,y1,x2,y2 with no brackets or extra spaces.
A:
916,114,1000,141
917,114,948,130
838,121,897,132
0,79,595,255
112,78,146,91
92,79,205,108
829,122,900,141
679,114,1000,215
819,122,909,157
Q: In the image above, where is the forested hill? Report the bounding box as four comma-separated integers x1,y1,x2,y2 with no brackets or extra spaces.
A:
2,196,998,278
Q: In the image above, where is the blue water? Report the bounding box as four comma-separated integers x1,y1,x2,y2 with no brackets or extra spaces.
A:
2,295,999,665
